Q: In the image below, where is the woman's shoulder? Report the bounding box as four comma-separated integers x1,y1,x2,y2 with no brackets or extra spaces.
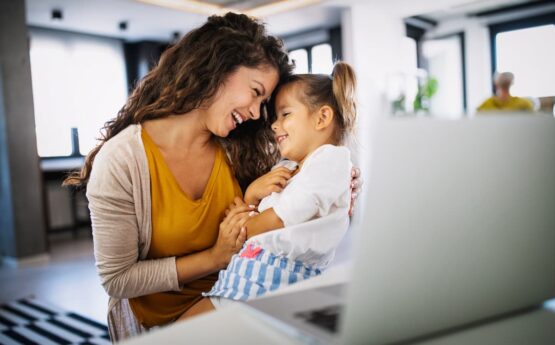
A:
91,124,146,179
95,125,143,162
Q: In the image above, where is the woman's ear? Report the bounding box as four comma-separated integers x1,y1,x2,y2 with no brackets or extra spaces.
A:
315,105,334,131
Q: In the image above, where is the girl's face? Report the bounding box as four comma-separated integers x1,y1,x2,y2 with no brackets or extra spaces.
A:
205,65,279,137
272,83,318,163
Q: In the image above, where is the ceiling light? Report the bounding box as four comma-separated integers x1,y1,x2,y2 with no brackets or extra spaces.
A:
51,8,63,20
136,0,227,16
119,21,128,31
246,0,321,18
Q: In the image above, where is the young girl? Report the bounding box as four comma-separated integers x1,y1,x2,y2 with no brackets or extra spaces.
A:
179,61,357,319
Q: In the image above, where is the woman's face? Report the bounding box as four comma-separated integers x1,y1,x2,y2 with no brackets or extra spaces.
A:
205,65,279,137
272,83,317,163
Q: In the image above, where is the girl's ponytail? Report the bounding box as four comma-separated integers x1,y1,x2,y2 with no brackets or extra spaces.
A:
331,62,357,140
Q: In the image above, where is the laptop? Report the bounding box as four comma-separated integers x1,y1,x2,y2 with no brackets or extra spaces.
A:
246,115,555,344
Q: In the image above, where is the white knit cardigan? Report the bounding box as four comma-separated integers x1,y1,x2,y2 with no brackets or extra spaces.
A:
86,124,180,341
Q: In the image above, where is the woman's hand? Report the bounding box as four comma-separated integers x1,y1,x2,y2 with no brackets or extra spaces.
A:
349,167,363,217
225,197,256,216
244,167,295,205
209,202,252,269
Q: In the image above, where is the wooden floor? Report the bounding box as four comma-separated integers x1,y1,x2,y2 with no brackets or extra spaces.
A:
0,229,108,323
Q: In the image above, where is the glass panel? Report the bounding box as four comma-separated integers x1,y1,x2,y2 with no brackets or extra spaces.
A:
311,43,333,75
422,35,464,118
290,49,308,74
71,37,128,155
496,24,555,98
389,37,420,114
29,30,127,157
29,34,74,157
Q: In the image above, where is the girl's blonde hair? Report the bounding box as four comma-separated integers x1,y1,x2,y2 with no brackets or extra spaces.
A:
271,61,356,144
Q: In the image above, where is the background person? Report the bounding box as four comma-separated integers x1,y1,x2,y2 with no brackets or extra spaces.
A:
477,72,534,113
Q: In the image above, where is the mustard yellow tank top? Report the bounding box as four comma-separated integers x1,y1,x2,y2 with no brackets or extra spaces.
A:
129,130,242,327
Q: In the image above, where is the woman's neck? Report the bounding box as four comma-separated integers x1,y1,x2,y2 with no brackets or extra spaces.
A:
142,110,214,154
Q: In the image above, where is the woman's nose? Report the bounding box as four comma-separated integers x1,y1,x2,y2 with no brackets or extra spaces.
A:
248,102,261,120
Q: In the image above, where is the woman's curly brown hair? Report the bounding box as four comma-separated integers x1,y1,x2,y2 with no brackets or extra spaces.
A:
64,12,293,190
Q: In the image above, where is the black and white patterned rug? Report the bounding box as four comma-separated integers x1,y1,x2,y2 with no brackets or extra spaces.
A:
0,298,110,345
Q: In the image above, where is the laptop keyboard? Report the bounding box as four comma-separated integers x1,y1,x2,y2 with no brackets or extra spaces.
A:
294,304,344,333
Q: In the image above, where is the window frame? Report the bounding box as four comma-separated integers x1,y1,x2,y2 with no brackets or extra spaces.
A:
283,27,342,74
28,27,132,161
407,22,468,113
489,13,555,93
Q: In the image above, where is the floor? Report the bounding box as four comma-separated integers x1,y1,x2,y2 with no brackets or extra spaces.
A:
0,228,108,323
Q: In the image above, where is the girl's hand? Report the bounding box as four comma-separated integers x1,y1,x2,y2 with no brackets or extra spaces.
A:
349,167,363,217
210,204,251,269
244,167,295,205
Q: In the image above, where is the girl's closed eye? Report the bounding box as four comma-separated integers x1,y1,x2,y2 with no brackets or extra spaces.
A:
254,88,262,97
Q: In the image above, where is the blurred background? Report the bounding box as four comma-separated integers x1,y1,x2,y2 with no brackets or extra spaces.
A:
0,0,554,324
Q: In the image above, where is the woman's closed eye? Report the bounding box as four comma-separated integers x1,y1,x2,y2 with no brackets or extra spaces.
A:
253,88,262,97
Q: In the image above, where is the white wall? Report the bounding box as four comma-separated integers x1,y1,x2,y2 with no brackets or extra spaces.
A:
340,2,405,169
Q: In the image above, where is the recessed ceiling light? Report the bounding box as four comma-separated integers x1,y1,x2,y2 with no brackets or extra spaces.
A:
51,8,63,20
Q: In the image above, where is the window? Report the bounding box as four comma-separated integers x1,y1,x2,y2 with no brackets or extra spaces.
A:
290,49,309,74
495,24,555,97
29,29,127,157
422,34,465,117
288,43,334,74
311,44,333,74
388,37,419,114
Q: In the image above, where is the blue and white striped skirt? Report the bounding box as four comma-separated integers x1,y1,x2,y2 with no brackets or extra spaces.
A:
203,245,321,301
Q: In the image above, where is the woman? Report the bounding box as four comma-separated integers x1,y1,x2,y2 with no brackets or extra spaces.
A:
63,12,291,341
65,12,358,341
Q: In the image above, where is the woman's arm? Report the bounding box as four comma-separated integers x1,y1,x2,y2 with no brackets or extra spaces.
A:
176,205,250,284
88,148,248,298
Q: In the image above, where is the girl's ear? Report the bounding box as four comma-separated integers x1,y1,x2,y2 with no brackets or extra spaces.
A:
315,105,334,131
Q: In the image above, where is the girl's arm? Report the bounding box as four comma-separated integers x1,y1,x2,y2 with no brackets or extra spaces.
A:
244,208,284,239
244,167,294,205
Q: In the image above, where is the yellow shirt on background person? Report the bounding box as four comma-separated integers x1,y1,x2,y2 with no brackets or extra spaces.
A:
129,130,242,328
477,96,534,112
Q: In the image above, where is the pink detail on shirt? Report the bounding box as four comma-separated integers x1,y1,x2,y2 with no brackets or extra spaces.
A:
240,243,262,259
